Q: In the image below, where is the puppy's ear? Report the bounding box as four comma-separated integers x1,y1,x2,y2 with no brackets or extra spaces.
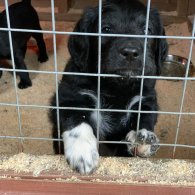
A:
155,28,168,75
68,8,97,72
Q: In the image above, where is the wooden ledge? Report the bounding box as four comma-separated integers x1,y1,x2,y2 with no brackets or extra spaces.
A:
0,153,195,194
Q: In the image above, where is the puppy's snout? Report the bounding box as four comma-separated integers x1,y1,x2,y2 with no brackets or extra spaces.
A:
120,46,139,61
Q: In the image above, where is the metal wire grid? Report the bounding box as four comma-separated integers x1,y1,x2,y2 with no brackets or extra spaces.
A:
0,0,195,157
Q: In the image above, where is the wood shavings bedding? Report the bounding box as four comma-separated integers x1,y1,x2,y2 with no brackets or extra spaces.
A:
0,153,195,186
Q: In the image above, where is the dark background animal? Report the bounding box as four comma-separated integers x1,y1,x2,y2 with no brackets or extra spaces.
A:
0,0,48,89
50,0,168,174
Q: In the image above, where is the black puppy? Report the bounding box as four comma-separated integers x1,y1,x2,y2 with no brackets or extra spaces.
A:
50,0,168,174
0,0,48,89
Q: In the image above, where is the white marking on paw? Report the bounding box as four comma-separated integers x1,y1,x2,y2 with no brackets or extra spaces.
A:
126,129,160,157
62,122,99,174
126,131,136,155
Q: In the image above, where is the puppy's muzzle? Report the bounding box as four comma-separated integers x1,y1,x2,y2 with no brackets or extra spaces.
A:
119,46,140,61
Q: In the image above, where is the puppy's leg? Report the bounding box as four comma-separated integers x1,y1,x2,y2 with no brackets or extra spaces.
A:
14,50,32,89
21,43,27,58
125,96,160,157
126,129,160,157
32,32,48,63
62,122,99,174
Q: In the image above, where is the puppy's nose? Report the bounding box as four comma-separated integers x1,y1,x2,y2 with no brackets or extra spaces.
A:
120,47,139,60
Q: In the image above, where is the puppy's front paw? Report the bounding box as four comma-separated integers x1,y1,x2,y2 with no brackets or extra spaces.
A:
62,123,99,174
126,129,160,157
18,79,32,89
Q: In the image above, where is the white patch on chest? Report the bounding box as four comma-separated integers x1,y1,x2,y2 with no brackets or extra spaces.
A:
121,95,145,126
80,90,112,138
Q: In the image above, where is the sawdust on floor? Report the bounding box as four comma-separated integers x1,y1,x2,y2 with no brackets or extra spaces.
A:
0,153,195,186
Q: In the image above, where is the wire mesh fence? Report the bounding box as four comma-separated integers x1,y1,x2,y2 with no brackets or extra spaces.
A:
0,0,195,159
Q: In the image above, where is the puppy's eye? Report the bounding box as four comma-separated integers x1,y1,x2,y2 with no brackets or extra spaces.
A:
102,26,111,33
